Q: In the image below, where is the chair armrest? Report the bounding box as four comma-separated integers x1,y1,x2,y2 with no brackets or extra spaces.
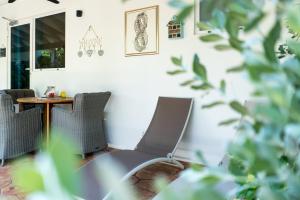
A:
15,107,41,121
11,108,42,139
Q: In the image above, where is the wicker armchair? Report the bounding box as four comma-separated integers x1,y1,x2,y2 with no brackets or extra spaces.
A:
51,92,111,158
0,89,36,112
0,94,42,166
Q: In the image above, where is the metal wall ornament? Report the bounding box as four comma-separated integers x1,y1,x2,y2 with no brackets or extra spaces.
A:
78,25,104,58
167,16,184,39
134,12,149,52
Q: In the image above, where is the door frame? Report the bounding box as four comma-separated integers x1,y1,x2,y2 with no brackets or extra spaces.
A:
8,19,33,89
7,9,66,88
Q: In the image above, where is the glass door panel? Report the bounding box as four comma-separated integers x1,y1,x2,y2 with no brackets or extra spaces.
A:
11,24,30,89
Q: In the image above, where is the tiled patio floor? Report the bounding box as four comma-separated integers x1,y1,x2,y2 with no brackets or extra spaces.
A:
0,151,186,200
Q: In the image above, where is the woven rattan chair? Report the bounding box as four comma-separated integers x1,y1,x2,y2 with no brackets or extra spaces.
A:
0,94,42,166
51,92,111,158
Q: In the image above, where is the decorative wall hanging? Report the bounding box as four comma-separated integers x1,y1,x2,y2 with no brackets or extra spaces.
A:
167,16,184,39
78,25,104,57
125,5,159,57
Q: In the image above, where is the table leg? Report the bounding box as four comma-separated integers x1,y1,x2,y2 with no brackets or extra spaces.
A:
48,104,53,138
19,103,24,112
43,104,49,144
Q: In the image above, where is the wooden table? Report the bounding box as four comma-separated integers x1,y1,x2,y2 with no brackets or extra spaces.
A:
17,97,73,143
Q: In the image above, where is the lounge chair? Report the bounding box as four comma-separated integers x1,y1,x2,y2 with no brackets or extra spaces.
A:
77,97,193,200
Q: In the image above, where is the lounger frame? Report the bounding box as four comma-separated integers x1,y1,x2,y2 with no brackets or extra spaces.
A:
102,98,193,200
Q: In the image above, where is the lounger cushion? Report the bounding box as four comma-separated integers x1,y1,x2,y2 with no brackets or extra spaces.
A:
78,150,159,200
136,97,192,157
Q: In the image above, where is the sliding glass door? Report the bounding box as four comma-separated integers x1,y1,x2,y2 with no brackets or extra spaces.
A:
10,23,31,89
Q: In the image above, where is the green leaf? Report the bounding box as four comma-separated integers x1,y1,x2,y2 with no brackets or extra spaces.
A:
211,9,226,29
177,5,193,22
230,101,248,116
254,103,287,125
171,56,182,66
228,156,245,176
47,134,80,195
180,79,195,86
263,20,281,63
197,21,212,31
214,44,232,51
191,83,213,90
218,118,240,126
244,12,265,32
286,6,300,36
13,159,45,193
191,163,205,171
287,40,300,59
202,101,225,109
200,34,223,42
225,15,240,39
259,186,287,200
194,187,226,200
193,54,207,81
201,175,222,186
229,37,243,51
220,80,226,93
167,70,186,75
226,65,245,73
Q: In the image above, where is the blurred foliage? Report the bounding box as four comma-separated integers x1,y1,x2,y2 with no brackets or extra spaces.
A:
165,0,300,199
11,1,300,200
12,133,137,200
12,134,80,200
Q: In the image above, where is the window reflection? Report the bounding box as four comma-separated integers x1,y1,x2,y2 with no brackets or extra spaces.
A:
35,12,65,69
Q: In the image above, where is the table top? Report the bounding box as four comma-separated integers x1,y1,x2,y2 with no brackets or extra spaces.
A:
17,97,73,104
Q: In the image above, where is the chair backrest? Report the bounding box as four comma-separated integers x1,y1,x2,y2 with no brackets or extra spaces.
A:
0,94,14,117
73,92,111,117
0,89,35,104
136,97,193,157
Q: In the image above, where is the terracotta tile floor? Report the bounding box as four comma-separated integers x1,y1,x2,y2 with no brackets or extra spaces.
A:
0,151,187,200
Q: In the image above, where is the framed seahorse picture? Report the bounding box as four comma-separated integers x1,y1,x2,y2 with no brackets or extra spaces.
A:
125,5,159,57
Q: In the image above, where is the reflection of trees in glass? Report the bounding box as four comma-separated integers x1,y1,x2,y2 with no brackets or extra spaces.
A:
11,24,30,89
200,0,227,22
37,48,65,69
35,12,65,69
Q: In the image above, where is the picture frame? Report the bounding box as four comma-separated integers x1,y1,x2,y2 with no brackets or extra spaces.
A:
194,0,202,35
125,5,159,57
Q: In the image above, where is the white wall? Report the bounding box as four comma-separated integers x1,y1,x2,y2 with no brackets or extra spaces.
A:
0,16,8,88
0,0,252,165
